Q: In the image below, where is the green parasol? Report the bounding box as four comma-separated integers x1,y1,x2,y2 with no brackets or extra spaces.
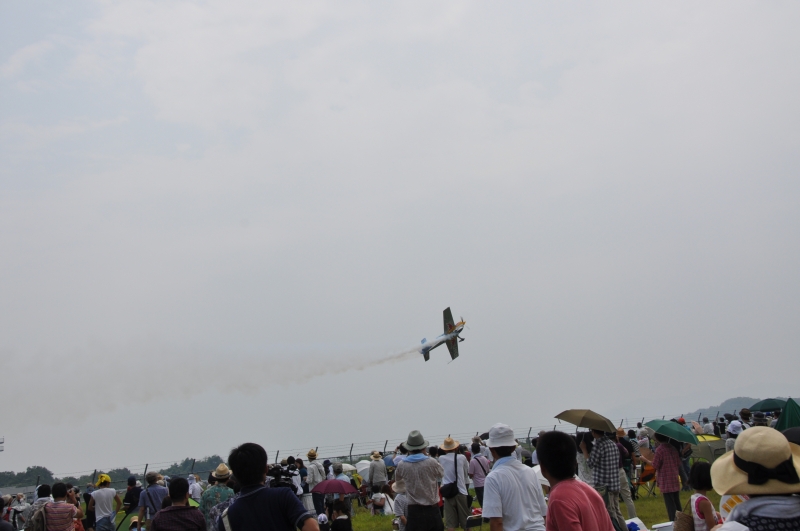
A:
775,398,800,431
749,398,787,412
645,419,699,445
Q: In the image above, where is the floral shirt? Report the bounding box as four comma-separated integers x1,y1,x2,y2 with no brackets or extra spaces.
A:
200,485,235,531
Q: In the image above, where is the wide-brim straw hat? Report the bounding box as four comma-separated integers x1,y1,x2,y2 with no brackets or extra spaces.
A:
711,426,800,495
212,463,232,480
371,451,382,460
440,437,460,451
405,430,429,451
307,449,318,459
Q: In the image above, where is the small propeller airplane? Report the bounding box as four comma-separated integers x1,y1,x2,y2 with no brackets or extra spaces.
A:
419,307,466,362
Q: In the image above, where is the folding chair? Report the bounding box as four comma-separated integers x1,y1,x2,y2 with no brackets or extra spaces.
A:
466,515,484,531
632,464,657,497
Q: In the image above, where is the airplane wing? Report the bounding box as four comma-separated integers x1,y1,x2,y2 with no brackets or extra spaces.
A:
443,307,455,334
446,337,459,360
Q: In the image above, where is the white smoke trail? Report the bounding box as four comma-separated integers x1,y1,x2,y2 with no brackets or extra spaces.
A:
3,342,426,427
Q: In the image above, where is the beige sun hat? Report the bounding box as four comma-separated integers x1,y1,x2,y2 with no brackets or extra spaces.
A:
711,426,800,495
212,463,232,480
440,437,460,452
371,451,382,460
392,480,406,493
307,449,318,459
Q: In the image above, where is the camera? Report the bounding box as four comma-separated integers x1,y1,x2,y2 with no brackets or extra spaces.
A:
267,464,297,490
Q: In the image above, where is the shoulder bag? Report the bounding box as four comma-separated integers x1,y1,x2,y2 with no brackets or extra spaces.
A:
673,497,695,531
440,454,460,499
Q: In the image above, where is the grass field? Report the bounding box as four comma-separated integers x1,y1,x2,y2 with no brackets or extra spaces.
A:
347,488,721,531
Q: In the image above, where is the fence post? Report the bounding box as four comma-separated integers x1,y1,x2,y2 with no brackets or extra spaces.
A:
275,451,280,464
349,443,354,464
384,440,388,453
526,427,532,446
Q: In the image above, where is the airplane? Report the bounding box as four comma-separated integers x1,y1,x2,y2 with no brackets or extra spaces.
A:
419,307,466,362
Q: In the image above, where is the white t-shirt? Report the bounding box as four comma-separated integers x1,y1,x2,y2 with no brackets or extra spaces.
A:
372,493,394,515
483,457,547,531
92,488,117,520
439,453,470,495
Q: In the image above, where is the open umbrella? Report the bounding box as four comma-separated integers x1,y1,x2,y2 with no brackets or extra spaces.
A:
749,398,787,412
645,419,698,445
776,398,800,431
311,479,358,495
341,463,357,473
555,409,615,433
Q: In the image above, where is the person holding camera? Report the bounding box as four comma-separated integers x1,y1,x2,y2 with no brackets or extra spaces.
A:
218,443,319,531
393,430,444,531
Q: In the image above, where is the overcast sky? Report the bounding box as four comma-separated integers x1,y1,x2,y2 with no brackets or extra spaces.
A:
2,1,799,476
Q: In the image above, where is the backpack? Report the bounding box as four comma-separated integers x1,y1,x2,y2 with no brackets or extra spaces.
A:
27,504,47,531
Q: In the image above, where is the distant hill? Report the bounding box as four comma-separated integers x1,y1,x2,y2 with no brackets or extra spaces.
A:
680,396,790,422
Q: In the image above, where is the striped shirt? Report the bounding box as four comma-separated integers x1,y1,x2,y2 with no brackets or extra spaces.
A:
44,502,78,531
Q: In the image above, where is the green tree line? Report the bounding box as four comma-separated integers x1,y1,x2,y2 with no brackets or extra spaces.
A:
0,456,224,489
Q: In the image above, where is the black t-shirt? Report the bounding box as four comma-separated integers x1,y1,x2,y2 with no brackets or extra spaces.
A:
619,437,634,461
123,486,143,514
219,486,311,531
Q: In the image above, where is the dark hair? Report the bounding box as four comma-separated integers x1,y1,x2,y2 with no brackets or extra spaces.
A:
689,462,713,491
332,500,350,516
287,456,296,465
627,430,636,439
207,472,216,485
537,431,578,481
428,446,439,457
161,496,172,509
229,442,268,487
399,444,407,455
492,446,516,458
227,476,241,494
168,477,189,500
654,433,669,443
51,483,68,499
471,443,480,454
295,459,304,469
36,485,51,498
580,432,594,454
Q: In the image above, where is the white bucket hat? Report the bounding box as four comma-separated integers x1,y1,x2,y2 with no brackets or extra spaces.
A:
487,423,518,448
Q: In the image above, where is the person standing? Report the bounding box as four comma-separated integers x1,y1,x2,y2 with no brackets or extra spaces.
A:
150,477,205,531
138,471,169,530
44,483,84,531
614,429,636,520
393,481,408,531
200,464,234,531
394,431,444,531
580,431,624,531
536,431,614,531
123,476,143,518
369,452,388,494
87,475,122,531
702,417,714,435
482,423,548,531
306,449,326,516
638,433,681,521
468,443,491,507
438,438,470,531
188,475,203,503
218,442,319,531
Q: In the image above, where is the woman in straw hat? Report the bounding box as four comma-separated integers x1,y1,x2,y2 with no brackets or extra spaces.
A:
710,426,800,529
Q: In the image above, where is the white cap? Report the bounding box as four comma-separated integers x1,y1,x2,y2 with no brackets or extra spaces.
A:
487,423,517,448
727,420,743,435
317,514,329,524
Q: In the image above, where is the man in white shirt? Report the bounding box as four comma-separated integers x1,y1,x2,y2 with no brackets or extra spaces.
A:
306,449,326,515
439,437,470,531
702,417,715,435
482,424,547,531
